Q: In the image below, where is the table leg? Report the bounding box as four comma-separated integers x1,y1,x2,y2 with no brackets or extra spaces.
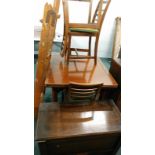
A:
52,88,58,102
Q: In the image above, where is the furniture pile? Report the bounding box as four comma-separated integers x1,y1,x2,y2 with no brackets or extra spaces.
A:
34,1,121,154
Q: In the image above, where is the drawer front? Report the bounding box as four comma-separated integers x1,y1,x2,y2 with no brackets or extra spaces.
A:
46,134,120,154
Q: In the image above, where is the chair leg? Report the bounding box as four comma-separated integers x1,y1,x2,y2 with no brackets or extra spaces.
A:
52,88,58,102
60,35,67,57
67,35,71,63
88,36,92,56
94,34,99,64
60,25,68,57
43,85,46,94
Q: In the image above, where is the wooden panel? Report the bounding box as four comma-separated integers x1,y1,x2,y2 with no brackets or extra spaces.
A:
35,100,121,140
110,59,121,86
36,100,121,154
46,134,120,154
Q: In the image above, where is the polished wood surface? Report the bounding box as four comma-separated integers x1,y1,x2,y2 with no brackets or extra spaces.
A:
45,53,118,88
34,1,60,116
35,100,121,154
36,100,120,140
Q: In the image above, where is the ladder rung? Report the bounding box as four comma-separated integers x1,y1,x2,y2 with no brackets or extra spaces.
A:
69,56,94,59
70,48,89,52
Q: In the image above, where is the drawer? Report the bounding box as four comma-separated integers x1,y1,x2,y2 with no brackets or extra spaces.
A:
46,134,120,154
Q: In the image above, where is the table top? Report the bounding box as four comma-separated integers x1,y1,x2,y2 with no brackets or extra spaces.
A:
35,100,121,141
45,53,118,88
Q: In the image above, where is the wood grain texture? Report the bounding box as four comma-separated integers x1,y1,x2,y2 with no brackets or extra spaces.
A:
45,53,118,88
35,100,121,154
36,100,120,140
34,1,60,116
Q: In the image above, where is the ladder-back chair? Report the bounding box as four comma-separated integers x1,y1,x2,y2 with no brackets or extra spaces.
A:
64,82,103,105
61,0,111,64
34,1,60,117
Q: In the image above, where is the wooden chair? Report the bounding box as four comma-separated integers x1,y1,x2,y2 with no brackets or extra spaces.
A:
34,1,60,117
60,0,111,64
63,82,103,105
60,0,92,57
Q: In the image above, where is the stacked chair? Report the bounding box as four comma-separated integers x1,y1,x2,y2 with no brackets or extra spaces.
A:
34,1,60,117
60,0,111,64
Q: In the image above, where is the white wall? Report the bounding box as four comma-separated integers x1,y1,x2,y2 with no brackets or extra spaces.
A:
34,0,120,58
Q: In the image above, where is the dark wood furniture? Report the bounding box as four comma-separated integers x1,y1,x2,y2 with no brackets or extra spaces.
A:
109,58,121,111
35,100,121,155
45,53,118,101
61,0,111,64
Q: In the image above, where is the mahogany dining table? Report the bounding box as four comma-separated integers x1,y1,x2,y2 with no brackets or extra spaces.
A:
45,52,118,101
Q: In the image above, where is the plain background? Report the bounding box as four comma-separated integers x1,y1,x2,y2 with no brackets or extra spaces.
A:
0,0,155,155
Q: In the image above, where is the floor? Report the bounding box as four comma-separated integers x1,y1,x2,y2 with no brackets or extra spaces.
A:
34,41,117,155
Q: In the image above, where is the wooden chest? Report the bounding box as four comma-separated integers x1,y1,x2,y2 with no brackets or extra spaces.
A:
35,100,121,155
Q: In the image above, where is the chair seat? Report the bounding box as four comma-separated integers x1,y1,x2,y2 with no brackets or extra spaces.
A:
70,27,99,33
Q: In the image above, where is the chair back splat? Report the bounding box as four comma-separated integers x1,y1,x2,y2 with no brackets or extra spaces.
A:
92,0,111,31
64,82,103,105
